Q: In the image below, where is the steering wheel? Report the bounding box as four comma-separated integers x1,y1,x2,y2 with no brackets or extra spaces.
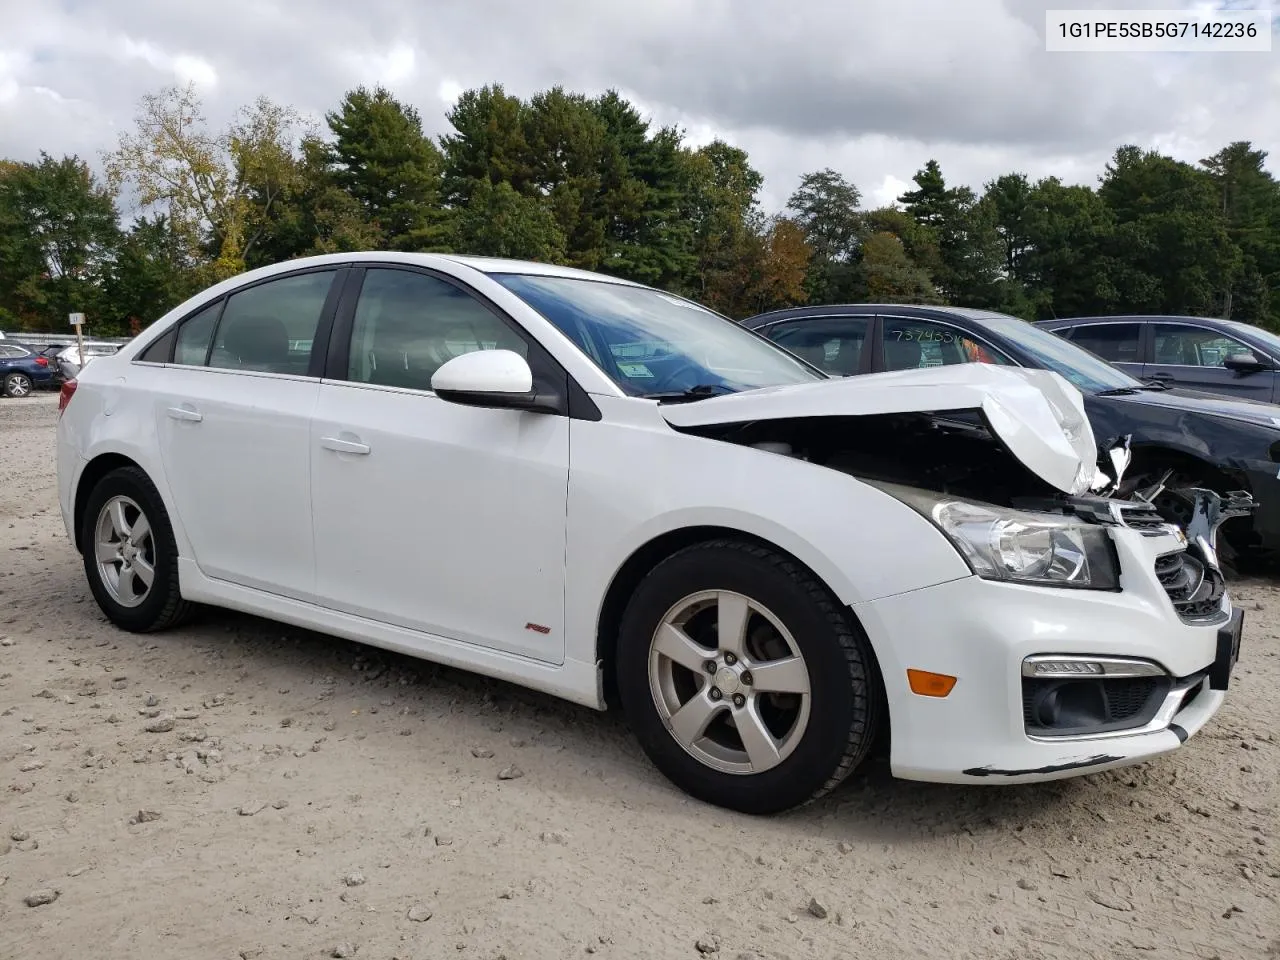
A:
646,359,709,392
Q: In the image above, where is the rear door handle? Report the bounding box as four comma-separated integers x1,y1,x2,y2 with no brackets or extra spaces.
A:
320,436,370,455
166,405,203,422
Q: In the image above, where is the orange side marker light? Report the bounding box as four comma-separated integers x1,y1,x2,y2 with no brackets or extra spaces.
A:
907,669,957,698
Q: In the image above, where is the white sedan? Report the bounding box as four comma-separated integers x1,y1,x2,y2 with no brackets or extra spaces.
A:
55,253,1243,814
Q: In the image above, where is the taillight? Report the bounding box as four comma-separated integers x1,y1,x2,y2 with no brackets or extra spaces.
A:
58,379,77,416
35,356,48,366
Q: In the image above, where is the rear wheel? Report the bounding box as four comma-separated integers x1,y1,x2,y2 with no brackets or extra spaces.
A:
616,539,883,815
80,466,193,632
3,372,32,398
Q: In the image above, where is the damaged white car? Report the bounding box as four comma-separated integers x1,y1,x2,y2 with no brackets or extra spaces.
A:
56,253,1248,814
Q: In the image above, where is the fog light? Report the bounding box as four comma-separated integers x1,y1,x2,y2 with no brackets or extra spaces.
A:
1030,660,1103,677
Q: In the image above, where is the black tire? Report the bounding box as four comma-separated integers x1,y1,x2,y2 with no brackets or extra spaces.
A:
616,539,883,815
3,372,32,398
80,465,193,632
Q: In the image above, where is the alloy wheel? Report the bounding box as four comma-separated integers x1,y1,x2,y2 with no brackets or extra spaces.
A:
647,589,812,775
93,495,156,608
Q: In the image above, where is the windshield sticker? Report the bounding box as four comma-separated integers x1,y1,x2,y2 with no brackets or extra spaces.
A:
617,362,654,378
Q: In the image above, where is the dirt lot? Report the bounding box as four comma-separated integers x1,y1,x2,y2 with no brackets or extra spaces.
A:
0,392,1277,960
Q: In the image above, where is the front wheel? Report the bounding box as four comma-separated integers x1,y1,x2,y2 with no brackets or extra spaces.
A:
3,372,32,398
80,466,193,632
616,540,883,815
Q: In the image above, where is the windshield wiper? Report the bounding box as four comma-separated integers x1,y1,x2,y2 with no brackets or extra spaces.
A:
1095,386,1141,397
1137,378,1171,391
642,384,733,403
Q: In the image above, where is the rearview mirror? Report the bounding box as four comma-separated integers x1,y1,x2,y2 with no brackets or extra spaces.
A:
431,349,561,413
1223,351,1268,373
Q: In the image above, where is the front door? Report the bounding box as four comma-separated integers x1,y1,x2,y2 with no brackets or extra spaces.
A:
1145,322,1277,401
153,268,342,600
309,266,570,663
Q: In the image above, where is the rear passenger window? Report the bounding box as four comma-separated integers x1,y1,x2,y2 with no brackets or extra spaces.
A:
1069,324,1142,364
138,328,176,363
206,271,336,374
346,268,528,391
174,303,222,366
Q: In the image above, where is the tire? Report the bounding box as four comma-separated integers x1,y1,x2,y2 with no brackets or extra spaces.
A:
616,539,883,815
80,465,193,632
3,372,32,398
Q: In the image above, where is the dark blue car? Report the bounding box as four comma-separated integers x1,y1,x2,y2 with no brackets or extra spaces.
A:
1035,315,1280,404
0,341,56,397
742,303,1280,562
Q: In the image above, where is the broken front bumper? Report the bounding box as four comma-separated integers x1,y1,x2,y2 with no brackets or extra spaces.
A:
852,525,1239,785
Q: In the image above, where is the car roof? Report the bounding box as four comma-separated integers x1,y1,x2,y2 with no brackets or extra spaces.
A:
1036,315,1227,327
218,251,648,290
741,303,1017,328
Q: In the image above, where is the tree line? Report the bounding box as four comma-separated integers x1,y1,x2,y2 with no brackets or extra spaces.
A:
1,81,1277,337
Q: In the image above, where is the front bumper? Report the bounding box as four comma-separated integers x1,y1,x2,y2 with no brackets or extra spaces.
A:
853,525,1238,784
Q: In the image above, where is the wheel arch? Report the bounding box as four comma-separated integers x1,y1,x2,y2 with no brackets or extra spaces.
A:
594,525,886,711
1123,441,1245,492
72,453,146,554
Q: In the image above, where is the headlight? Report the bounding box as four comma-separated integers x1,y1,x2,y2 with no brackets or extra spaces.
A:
878,484,1120,590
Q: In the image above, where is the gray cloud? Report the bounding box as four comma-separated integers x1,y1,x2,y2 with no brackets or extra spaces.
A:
1,0,1275,216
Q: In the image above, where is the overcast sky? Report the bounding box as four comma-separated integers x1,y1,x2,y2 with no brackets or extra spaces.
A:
1,0,1276,214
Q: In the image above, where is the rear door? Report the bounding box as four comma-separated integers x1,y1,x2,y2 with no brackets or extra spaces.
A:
152,266,346,601
1145,322,1276,401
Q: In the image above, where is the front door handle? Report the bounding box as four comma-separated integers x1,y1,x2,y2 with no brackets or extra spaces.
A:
166,405,203,422
320,436,371,455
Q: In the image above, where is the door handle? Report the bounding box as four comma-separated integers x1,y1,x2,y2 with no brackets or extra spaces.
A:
320,436,371,455
166,405,203,422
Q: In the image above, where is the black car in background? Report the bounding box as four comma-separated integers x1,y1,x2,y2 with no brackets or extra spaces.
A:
742,304,1280,561
1035,314,1280,404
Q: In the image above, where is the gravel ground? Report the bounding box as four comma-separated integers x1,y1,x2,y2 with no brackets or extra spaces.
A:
1,391,1277,960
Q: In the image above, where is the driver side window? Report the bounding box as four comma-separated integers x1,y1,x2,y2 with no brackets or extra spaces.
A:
1152,324,1252,368
882,318,1013,370
346,269,528,391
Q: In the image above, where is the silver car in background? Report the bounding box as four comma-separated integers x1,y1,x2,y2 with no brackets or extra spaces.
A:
58,342,120,381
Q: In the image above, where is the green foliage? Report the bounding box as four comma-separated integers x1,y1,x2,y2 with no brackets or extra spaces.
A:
3,81,1278,337
0,153,121,330
321,86,451,251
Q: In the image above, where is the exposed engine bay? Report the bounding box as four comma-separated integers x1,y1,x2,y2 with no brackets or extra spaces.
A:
680,409,1256,604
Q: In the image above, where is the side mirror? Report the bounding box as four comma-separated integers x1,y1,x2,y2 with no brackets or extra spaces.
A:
1224,351,1268,373
430,349,561,414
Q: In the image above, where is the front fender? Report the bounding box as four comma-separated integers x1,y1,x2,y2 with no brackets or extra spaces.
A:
562,404,973,674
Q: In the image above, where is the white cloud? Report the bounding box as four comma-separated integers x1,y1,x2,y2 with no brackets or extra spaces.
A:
869,175,911,209
119,37,217,87
436,78,463,108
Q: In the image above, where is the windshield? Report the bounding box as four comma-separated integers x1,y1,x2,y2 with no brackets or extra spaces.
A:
1222,319,1280,358
980,315,1143,393
492,274,824,397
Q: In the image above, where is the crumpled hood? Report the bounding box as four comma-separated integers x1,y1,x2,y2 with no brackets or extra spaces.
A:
661,365,1098,494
